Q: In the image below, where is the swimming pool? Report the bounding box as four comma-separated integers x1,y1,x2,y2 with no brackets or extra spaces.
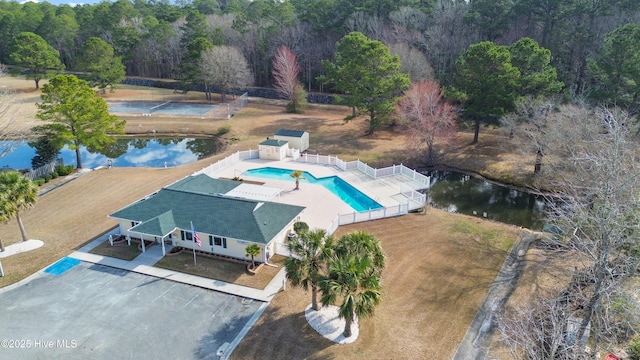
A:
243,167,383,212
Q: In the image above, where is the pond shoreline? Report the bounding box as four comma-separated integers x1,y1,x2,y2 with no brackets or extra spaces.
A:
424,163,558,198
0,136,225,170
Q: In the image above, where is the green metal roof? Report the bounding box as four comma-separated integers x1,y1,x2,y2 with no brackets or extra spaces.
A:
110,175,305,244
131,210,177,237
166,174,241,195
259,139,288,147
274,129,307,137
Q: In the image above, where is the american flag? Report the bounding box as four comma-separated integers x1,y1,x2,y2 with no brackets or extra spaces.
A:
191,221,201,247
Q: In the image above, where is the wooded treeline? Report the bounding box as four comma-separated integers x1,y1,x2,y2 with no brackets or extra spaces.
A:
0,0,639,98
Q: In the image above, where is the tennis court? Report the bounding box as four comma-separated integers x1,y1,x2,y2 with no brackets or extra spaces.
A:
109,101,217,116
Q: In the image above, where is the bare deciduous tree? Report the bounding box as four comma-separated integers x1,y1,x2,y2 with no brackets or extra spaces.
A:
423,0,476,83
0,65,19,159
345,12,386,41
199,46,253,103
396,80,457,166
388,42,433,82
501,101,605,178
498,294,574,359
272,45,306,113
498,106,640,358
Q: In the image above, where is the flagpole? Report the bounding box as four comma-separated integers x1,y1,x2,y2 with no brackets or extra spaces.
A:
191,221,197,266
193,245,197,266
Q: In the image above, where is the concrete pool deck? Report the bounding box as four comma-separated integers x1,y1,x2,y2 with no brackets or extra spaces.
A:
201,157,429,234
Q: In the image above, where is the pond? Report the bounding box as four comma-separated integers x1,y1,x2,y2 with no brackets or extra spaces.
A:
0,137,224,170
427,170,547,230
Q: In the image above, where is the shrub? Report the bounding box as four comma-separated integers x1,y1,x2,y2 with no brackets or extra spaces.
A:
51,172,59,178
34,178,45,186
44,174,52,182
293,221,309,235
217,125,232,135
55,164,74,176
629,335,640,360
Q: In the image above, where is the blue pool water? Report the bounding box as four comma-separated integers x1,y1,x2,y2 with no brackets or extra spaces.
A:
243,167,383,212
109,101,217,116
44,257,81,276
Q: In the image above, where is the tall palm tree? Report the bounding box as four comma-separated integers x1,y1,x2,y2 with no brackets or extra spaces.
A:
285,229,334,311
290,170,306,190
334,231,385,274
0,171,38,251
319,255,382,337
245,243,261,269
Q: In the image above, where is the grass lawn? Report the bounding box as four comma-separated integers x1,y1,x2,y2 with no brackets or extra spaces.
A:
230,210,522,360
0,76,538,359
89,240,141,261
155,252,286,289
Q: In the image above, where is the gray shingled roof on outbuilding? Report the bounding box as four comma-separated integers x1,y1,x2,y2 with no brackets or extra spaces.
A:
110,175,304,244
259,139,288,147
274,129,307,137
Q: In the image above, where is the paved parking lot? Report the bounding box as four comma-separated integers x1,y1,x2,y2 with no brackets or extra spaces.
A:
0,262,263,359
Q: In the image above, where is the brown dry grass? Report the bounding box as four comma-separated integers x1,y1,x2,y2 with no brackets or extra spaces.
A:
89,240,141,261
2,76,539,174
155,252,286,289
0,76,530,359
231,212,521,360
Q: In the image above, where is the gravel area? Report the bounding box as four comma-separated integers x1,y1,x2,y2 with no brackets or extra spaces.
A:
305,304,360,344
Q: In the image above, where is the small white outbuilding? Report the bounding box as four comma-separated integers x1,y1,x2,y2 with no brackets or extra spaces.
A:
258,139,289,160
273,129,309,152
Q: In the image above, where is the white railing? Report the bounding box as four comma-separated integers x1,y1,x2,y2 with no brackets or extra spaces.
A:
194,150,428,238
24,158,64,180
297,153,339,166
296,154,430,187
192,149,259,177
287,148,300,160
323,203,411,235
400,184,427,211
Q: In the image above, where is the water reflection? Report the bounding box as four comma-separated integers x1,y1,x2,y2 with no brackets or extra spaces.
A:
0,137,223,169
427,171,547,229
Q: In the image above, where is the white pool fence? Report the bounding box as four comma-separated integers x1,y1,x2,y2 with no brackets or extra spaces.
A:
193,150,429,237
24,158,64,181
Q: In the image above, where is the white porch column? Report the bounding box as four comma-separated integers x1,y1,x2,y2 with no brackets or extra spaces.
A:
140,233,146,252
161,236,166,256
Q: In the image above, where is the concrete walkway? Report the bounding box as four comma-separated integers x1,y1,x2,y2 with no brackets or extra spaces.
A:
0,239,44,258
38,168,94,196
69,229,286,303
452,231,537,360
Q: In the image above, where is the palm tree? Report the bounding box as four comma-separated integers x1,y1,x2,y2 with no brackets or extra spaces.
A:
290,170,306,190
0,171,38,251
319,255,382,337
285,229,334,311
334,231,385,273
245,243,261,269
318,231,386,337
